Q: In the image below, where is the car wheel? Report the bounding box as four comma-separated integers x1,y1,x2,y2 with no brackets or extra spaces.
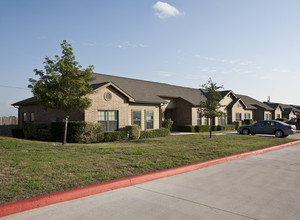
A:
275,130,284,138
242,129,250,135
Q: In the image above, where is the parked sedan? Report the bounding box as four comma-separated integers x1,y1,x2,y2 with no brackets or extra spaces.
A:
286,118,300,130
238,120,296,138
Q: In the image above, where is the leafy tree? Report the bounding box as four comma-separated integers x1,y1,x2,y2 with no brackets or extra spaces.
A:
199,78,224,138
28,40,95,145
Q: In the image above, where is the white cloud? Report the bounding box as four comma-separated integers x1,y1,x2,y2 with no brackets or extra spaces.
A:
260,75,273,80
271,68,290,73
199,56,259,67
153,1,182,19
116,42,148,49
158,71,174,77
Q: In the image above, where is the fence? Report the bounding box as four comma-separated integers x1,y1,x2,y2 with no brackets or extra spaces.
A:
0,117,18,135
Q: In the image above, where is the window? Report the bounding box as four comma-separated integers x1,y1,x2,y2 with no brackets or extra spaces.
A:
30,112,35,122
218,116,226,125
132,110,141,127
22,112,27,122
276,114,281,119
204,117,209,125
197,112,202,125
145,111,153,129
98,110,118,131
236,113,242,121
265,113,272,120
244,113,251,119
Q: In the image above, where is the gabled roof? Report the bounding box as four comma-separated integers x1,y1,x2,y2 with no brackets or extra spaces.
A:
264,102,284,111
292,105,300,111
91,82,135,102
91,73,206,105
282,108,296,115
227,98,248,109
219,90,237,100
13,73,207,106
12,97,37,106
236,94,273,110
265,102,300,114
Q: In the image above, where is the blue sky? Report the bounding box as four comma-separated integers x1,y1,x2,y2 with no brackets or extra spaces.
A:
1,0,300,116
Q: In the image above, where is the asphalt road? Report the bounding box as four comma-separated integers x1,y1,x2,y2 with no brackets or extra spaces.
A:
3,143,300,220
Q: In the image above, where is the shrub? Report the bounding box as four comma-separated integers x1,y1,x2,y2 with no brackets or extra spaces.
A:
23,123,48,140
162,119,173,130
11,128,24,138
224,124,235,131
103,131,127,142
243,119,254,125
140,128,170,139
38,129,52,141
195,125,209,132
51,121,104,143
277,118,288,122
125,125,140,140
233,121,242,130
177,125,195,132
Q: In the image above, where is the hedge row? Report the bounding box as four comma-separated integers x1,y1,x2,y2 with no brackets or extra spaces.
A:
12,122,171,143
140,128,170,139
177,124,235,132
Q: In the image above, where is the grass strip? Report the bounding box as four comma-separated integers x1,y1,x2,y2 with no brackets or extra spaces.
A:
0,134,294,205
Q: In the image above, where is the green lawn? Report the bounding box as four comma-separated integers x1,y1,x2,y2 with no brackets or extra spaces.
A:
0,134,295,205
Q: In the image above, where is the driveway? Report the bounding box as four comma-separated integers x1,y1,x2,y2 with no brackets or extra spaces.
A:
3,143,300,220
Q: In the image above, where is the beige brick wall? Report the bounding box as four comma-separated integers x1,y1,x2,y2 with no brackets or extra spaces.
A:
84,86,129,129
128,104,160,130
19,104,83,127
273,107,282,119
175,98,193,126
230,101,253,122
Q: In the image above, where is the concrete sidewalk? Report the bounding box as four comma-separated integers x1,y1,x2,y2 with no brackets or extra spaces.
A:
3,144,300,220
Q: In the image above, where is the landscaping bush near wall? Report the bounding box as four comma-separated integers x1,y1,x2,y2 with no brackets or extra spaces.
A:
125,125,140,140
277,118,288,122
162,119,173,130
11,128,24,138
51,121,104,143
243,119,254,125
195,125,210,132
23,123,48,140
212,124,236,131
140,128,170,139
177,125,195,132
103,130,127,142
16,122,172,143
233,121,242,130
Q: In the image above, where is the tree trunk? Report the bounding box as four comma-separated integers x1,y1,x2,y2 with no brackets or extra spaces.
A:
209,118,212,138
63,116,69,145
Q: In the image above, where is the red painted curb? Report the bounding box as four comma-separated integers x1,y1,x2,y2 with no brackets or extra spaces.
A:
1,140,300,218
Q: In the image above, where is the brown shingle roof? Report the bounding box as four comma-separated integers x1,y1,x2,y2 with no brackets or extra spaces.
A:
12,73,207,106
12,97,37,106
91,73,206,105
236,94,273,110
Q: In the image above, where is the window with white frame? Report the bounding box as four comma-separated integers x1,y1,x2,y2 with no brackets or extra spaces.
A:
98,110,118,131
132,110,141,127
197,112,202,125
236,113,242,121
145,111,153,129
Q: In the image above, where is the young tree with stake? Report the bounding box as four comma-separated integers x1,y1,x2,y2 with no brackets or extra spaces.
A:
28,40,95,145
199,78,224,138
